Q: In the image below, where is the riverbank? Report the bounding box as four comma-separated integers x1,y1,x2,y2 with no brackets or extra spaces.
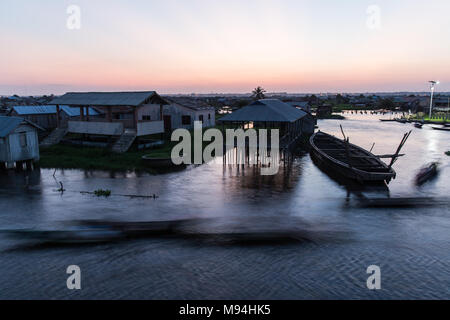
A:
39,144,175,172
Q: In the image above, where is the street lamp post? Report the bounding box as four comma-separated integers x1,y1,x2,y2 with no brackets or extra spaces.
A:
428,80,439,119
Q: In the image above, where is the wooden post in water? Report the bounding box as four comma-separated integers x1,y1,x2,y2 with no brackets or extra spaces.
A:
388,131,412,169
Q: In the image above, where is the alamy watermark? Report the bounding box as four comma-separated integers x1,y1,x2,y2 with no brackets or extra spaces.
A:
366,5,381,30
171,122,280,176
66,5,81,30
366,265,381,290
66,265,81,290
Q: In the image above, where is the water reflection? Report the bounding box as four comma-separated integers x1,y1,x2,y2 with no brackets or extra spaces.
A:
0,113,449,299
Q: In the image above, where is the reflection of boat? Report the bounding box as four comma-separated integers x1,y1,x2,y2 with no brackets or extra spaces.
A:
310,132,397,184
415,162,439,186
141,155,185,168
432,126,450,132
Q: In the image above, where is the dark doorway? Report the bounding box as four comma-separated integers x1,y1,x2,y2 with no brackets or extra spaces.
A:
163,115,172,132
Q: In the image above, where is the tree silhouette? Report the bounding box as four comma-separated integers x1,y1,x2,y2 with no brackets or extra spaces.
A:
251,86,266,100
378,98,395,110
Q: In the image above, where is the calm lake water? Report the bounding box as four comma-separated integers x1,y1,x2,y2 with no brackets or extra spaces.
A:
0,113,449,299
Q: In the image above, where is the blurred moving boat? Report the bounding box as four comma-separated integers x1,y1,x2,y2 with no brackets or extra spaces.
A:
310,131,401,184
8,225,124,244
415,162,439,186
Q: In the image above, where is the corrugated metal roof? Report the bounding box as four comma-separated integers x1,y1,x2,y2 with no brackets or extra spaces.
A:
0,116,26,137
165,97,215,111
49,91,167,107
12,105,99,116
219,99,308,123
288,101,310,108
13,105,56,115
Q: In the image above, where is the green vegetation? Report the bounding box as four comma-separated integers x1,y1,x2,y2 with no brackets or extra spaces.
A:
39,144,175,172
408,113,450,123
331,104,355,112
39,126,224,172
94,189,111,197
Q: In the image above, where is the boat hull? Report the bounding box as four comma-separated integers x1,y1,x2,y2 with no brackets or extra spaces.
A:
310,132,396,184
432,126,450,132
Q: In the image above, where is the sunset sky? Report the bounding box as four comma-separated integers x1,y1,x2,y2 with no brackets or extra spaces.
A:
1,0,449,95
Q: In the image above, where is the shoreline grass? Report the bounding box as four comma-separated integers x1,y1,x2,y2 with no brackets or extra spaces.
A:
39,144,174,172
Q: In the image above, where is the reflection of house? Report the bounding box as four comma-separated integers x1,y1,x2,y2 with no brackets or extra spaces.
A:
164,97,216,130
9,105,100,130
0,116,41,169
49,91,168,152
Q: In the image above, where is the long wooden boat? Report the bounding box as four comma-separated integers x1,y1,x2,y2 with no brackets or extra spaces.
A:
310,131,397,184
379,119,396,122
432,126,450,132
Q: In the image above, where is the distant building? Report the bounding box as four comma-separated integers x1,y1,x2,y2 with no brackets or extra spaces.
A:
316,105,333,118
287,101,311,113
164,97,216,130
434,97,450,111
9,105,100,130
0,116,41,169
49,91,169,152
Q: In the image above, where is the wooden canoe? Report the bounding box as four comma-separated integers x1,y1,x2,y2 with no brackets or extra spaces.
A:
432,126,450,132
310,131,396,184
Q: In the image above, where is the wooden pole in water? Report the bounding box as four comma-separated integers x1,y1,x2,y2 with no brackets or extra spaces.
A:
340,124,346,140
345,138,353,169
388,130,412,169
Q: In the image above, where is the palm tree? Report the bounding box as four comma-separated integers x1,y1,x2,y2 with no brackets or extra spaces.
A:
251,86,266,100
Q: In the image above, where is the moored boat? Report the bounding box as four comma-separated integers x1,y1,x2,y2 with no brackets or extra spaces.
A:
310,131,398,184
379,119,396,122
432,126,450,132
414,123,423,129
